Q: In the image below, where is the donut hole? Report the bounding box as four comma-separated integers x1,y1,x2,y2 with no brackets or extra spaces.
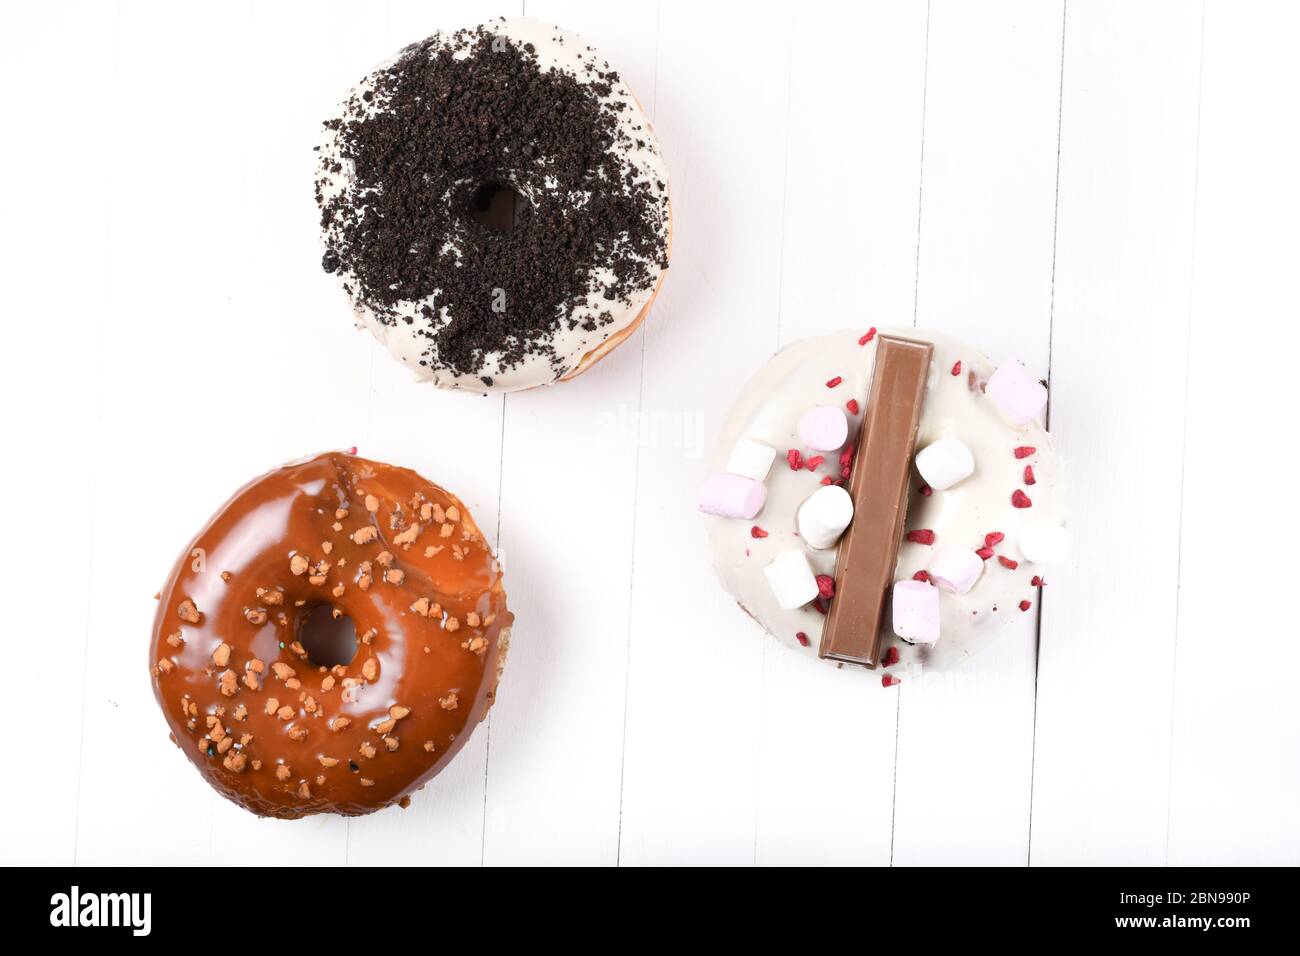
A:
467,178,527,233
297,603,358,669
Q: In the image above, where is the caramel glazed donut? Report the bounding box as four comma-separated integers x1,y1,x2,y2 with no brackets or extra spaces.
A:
315,17,671,394
701,329,1069,679
149,452,511,818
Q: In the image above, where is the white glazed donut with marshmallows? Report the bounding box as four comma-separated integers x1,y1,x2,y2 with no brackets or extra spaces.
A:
701,328,1068,675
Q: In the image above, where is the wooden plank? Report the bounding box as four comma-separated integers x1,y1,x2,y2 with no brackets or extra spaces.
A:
73,0,381,865
340,0,517,866
1030,0,1203,865
893,0,1064,867
755,0,928,866
618,0,793,865
478,0,660,866
1166,0,1300,866
0,0,119,865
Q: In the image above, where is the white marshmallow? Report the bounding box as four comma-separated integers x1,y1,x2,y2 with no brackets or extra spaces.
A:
891,579,941,644
763,549,820,610
797,484,854,550
725,438,776,482
1019,521,1070,565
698,474,766,520
929,546,984,595
797,405,849,451
914,437,975,491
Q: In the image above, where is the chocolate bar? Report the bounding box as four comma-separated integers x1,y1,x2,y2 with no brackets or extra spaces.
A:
818,335,933,666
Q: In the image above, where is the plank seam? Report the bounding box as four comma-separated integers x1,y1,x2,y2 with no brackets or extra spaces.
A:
891,0,932,867
72,0,126,868
1163,0,1208,866
615,0,663,868
1026,0,1069,867
751,0,799,867
478,0,529,868
910,0,933,327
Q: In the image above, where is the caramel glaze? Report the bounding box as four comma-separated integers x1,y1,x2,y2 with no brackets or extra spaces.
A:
149,452,511,819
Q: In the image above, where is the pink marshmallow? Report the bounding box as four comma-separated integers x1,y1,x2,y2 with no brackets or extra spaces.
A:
891,579,941,645
698,473,766,519
928,546,984,595
797,405,849,451
986,360,1049,427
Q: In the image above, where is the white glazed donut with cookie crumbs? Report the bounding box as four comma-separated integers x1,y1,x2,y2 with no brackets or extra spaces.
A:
700,328,1068,681
316,17,671,394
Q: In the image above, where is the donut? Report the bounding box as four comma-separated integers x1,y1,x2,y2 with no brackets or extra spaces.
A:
149,451,511,818
315,17,672,393
701,329,1068,676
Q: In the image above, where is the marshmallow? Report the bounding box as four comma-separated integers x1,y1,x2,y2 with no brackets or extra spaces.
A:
1019,521,1069,565
797,405,849,451
725,438,776,482
763,549,820,610
797,484,854,550
928,546,984,595
914,437,975,491
891,579,941,644
986,360,1049,427
698,474,766,520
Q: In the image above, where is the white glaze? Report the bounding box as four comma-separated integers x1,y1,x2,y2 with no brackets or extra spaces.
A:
704,329,1067,673
317,18,670,393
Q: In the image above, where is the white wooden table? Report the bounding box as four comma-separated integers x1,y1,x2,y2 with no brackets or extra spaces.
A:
3,0,1298,867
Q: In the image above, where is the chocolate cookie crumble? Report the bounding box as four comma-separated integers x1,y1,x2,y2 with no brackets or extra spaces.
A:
316,23,670,386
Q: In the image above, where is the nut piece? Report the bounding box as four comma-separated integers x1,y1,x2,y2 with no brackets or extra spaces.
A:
290,554,309,575
271,661,296,682
352,526,378,545
212,642,232,667
177,599,201,624
439,693,459,711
